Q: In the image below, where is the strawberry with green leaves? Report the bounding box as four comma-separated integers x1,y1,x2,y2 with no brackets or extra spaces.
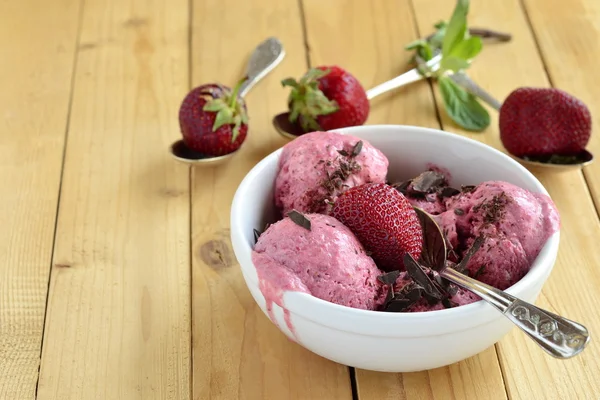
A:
178,80,248,157
281,66,369,133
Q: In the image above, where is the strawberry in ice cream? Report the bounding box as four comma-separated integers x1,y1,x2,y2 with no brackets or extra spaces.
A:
331,183,423,271
274,131,388,216
252,211,386,311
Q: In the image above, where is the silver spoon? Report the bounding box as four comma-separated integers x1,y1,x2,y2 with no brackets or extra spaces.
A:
170,37,286,166
411,207,590,359
446,72,594,171
272,54,442,140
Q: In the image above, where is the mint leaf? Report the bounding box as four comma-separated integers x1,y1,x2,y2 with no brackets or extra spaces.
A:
405,39,427,50
442,0,470,57
449,36,482,60
441,56,469,72
438,76,490,131
405,40,434,62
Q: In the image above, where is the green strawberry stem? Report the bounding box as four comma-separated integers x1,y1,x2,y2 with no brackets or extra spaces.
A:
229,76,246,110
202,78,249,142
281,68,339,132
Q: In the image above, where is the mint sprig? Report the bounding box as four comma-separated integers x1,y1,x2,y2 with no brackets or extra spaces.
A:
405,0,505,132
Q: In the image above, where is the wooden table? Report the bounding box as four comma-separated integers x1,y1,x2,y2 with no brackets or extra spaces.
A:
2,0,599,398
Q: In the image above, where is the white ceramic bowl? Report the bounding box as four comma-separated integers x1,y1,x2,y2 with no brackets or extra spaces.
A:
230,125,560,372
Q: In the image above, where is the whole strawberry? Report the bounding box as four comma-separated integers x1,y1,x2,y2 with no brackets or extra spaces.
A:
331,183,423,272
281,66,369,133
178,80,248,156
499,87,591,158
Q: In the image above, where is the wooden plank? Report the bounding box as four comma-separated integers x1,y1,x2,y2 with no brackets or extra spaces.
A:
0,0,82,398
521,0,600,227
410,0,600,399
35,0,191,397
190,0,353,398
301,1,507,399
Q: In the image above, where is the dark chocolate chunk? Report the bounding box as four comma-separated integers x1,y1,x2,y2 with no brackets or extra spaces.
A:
377,270,401,285
351,141,363,157
253,229,261,244
410,171,446,194
287,210,311,231
440,187,461,198
454,236,484,273
404,253,443,299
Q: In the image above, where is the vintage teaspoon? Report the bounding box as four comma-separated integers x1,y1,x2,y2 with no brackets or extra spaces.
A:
170,37,285,166
411,207,590,359
272,54,443,140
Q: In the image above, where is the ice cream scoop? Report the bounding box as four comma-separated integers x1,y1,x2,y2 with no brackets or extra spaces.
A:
413,207,590,359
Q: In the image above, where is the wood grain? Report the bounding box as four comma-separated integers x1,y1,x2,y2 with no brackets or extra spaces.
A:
35,0,192,397
190,0,353,398
0,0,82,398
301,1,507,399
521,0,600,218
410,0,600,399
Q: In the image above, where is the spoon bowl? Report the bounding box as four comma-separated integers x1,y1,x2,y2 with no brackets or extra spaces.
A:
169,140,239,166
510,149,594,171
272,112,305,140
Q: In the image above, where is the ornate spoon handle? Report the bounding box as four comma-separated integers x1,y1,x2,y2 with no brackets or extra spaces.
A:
442,267,590,359
239,37,285,98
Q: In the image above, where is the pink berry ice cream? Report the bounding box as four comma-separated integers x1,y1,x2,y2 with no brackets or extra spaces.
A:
252,212,385,311
251,133,561,315
274,131,388,215
400,172,560,291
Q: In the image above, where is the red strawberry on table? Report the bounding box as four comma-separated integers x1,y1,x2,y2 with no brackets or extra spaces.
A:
331,183,423,272
499,87,592,159
178,80,248,157
281,66,369,133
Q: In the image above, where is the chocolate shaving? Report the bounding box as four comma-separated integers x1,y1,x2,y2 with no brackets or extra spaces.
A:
377,270,400,285
414,207,446,271
287,210,311,230
404,253,443,299
351,141,363,157
454,208,465,216
440,187,460,198
383,285,394,306
442,298,458,309
253,223,272,245
453,236,484,273
384,283,423,312
337,149,349,156
410,171,446,194
392,180,411,196
461,185,476,193
473,264,486,279
253,229,261,244
434,274,458,296
473,192,508,224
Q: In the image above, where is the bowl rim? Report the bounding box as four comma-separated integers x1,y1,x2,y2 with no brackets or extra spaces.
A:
230,124,560,335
